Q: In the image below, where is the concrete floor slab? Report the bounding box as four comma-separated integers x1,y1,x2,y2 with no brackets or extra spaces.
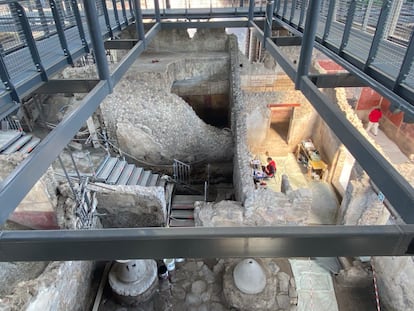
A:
290,259,339,311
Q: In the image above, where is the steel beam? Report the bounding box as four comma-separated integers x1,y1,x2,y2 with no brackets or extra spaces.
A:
299,76,414,223
364,0,391,70
1,225,414,261
160,20,249,29
309,73,367,88
0,81,109,224
272,36,301,46
34,79,99,94
252,22,297,81
339,0,356,54
111,23,160,84
295,0,321,88
272,15,414,123
104,39,138,49
50,0,74,65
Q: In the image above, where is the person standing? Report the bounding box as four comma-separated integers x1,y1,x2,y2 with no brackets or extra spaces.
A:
366,108,382,136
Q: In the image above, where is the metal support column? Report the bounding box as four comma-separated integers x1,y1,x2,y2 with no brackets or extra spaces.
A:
10,3,48,81
120,0,128,25
339,0,356,54
133,0,145,44
83,0,113,91
289,0,296,24
49,0,74,65
274,0,281,15
364,0,391,70
154,0,161,22
0,52,19,102
58,155,79,202
394,31,414,90
298,0,307,29
71,0,90,53
101,0,114,38
282,0,288,19
35,0,50,36
295,0,321,88
248,0,255,23
322,0,336,42
112,0,122,30
263,0,274,49
128,0,134,17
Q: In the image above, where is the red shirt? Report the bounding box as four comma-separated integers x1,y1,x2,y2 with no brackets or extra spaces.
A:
369,109,382,122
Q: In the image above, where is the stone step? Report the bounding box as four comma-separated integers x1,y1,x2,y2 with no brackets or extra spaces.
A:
107,160,127,184
169,218,195,227
171,209,194,219
2,134,32,154
172,195,205,204
157,178,166,188
117,164,135,185
127,167,143,185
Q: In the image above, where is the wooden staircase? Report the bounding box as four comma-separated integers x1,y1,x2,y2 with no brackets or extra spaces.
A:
169,195,204,227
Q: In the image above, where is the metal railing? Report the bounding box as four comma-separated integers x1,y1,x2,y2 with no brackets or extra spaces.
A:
173,159,191,184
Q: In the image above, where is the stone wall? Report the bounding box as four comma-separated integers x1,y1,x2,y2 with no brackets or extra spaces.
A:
0,261,95,311
100,30,233,166
92,183,166,227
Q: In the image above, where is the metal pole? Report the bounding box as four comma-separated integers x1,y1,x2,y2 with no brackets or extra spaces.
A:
154,0,161,22
289,0,296,24
394,30,414,90
10,3,48,81
83,0,113,91
120,0,128,25
35,0,50,36
322,0,336,42
339,0,356,54
263,0,274,48
364,0,391,70
67,148,82,180
71,0,90,53
0,50,19,102
133,0,145,44
248,0,254,22
49,0,74,65
111,0,121,30
58,155,79,202
295,0,322,89
101,0,114,38
298,0,307,28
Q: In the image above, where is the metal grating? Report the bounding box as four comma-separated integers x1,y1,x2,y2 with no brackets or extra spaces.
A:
0,3,37,81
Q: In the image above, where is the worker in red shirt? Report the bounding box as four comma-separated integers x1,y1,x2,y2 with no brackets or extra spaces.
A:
262,157,276,177
366,108,382,136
